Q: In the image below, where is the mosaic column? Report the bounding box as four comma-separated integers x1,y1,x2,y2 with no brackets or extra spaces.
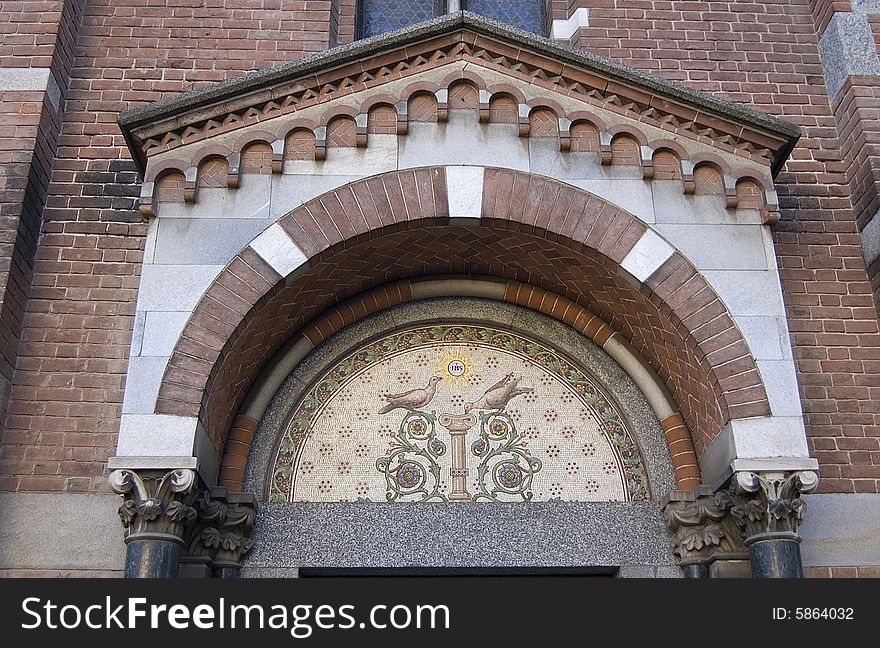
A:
730,470,818,579
439,413,478,501
109,468,199,578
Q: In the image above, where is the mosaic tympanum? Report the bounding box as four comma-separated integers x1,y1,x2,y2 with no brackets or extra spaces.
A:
270,324,649,503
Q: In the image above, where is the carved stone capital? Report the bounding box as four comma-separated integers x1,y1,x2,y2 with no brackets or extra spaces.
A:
109,468,199,543
182,486,257,570
661,486,747,566
729,470,818,543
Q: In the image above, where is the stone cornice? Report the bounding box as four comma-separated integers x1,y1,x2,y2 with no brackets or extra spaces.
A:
118,12,800,176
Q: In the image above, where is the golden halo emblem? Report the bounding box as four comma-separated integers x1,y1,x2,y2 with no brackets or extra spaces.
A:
440,354,474,387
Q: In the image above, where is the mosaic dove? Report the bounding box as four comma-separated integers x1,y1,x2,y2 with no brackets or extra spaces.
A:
378,375,442,414
464,372,533,413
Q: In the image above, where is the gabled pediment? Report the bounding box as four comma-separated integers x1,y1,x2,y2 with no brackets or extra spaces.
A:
120,12,799,175
120,12,800,223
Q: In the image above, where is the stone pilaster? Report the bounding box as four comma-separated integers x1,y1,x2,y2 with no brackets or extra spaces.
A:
109,468,199,578
729,470,819,578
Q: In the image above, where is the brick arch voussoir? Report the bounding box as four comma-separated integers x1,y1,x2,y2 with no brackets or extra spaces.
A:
274,166,449,257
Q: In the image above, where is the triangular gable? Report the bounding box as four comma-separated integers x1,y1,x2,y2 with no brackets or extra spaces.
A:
119,12,799,177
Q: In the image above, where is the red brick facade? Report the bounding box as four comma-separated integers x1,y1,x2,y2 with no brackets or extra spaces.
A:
1,0,879,501
0,0,335,492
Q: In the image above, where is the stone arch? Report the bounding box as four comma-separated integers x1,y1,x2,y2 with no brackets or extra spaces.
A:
283,128,317,161
154,167,771,480
367,103,398,134
488,93,519,123
240,140,274,174
570,120,601,152
196,155,229,189
693,161,726,195
218,277,699,496
610,133,642,166
325,115,357,148
406,90,438,122
528,107,559,137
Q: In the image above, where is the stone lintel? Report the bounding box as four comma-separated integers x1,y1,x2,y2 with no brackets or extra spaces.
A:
113,414,220,485
699,416,815,491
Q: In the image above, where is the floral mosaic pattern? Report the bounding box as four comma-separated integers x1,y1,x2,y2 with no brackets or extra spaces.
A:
375,410,447,501
269,325,649,503
471,412,543,501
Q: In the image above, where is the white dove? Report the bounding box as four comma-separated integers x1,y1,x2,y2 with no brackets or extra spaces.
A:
464,373,533,413
378,376,442,415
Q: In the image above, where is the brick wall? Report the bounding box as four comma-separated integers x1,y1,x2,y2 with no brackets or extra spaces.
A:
0,89,47,415
831,71,880,330
833,75,880,233
1,1,879,495
809,0,852,34
0,1,334,492
806,565,880,577
1,0,67,66
871,257,880,314
547,1,586,19
330,0,356,45
0,0,83,425
852,16,880,316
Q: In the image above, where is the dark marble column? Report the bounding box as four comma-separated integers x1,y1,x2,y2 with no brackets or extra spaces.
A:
109,468,199,579
680,563,709,579
125,538,184,578
748,536,803,579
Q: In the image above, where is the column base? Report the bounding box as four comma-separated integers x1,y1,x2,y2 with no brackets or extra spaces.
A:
214,564,241,579
180,556,213,578
708,559,751,578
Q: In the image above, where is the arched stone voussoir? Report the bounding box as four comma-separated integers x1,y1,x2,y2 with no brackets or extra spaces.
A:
274,166,449,258
154,166,771,464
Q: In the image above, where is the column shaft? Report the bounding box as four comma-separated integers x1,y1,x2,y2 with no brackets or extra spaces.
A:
748,538,803,579
125,538,183,578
